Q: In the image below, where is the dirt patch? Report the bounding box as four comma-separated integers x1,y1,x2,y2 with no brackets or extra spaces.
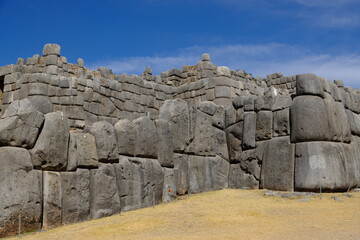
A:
9,189,360,240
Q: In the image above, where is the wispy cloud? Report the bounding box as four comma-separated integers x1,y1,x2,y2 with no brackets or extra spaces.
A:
291,0,357,7
89,43,360,88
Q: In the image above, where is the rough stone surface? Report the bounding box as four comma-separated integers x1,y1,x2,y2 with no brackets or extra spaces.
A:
273,108,290,137
296,73,324,97
162,168,177,203
27,96,53,114
0,148,41,237
229,164,258,189
295,141,358,191
261,137,295,191
90,164,121,219
43,171,62,229
256,111,273,140
30,111,69,170
133,116,158,158
61,169,90,224
159,99,191,152
0,99,44,148
90,121,119,162
242,112,256,149
68,132,99,170
155,119,174,167
43,44,61,56
173,153,189,195
114,119,136,156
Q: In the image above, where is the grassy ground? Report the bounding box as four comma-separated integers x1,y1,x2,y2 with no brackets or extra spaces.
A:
10,189,360,240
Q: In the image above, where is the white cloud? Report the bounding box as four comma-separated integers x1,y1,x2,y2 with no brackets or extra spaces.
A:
89,43,360,88
291,0,357,7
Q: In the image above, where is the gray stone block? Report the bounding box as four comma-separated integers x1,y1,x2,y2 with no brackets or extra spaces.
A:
162,168,176,203
273,108,290,137
43,43,61,56
61,169,90,224
90,121,119,163
27,95,53,114
30,111,69,170
90,164,121,219
114,119,136,156
346,110,360,136
0,158,42,237
133,116,158,158
43,171,62,229
244,96,255,111
296,73,324,97
155,119,174,167
67,132,99,170
213,127,229,160
295,141,357,191
256,111,273,140
0,99,44,148
45,55,58,66
173,153,189,195
242,112,256,149
228,163,258,189
261,136,294,191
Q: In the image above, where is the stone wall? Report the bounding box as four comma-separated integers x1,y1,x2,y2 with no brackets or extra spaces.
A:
0,44,359,237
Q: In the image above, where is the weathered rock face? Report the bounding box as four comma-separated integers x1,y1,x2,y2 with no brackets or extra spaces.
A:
114,119,136,156
162,168,177,203
0,99,44,148
295,141,358,191
90,164,121,219
30,111,69,170
133,116,158,159
0,147,42,238
90,121,119,163
68,132,99,170
155,119,174,167
61,169,91,224
173,153,189,195
43,171,62,229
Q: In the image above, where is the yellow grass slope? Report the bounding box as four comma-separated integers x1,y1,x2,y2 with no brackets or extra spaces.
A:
10,189,360,240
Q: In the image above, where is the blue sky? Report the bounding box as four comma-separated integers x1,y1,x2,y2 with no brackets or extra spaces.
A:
1,0,360,87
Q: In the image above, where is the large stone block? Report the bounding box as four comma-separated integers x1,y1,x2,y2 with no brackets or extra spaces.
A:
213,127,229,160
155,119,174,167
256,111,273,140
61,169,90,224
114,157,142,212
0,148,42,237
114,119,136,156
162,168,177,203
0,99,44,148
43,171,62,229
346,110,360,136
173,153,189,195
188,155,229,193
295,141,358,191
187,110,215,156
30,111,69,170
90,121,119,163
273,108,290,137
133,116,158,158
43,43,61,56
261,136,295,191
290,95,328,142
296,73,324,97
90,164,120,219
242,112,256,149
27,95,53,114
159,99,191,152
228,164,258,189
68,132,99,170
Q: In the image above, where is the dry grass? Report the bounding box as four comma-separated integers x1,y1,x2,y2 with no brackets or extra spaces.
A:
10,189,360,240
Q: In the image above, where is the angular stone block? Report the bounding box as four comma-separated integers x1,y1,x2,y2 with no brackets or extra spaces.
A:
67,132,99,170
43,43,61,56
242,112,256,149
133,116,158,158
295,141,358,191
90,121,118,163
256,111,273,141
90,164,120,219
114,119,136,156
261,136,295,191
174,153,189,195
346,110,360,136
159,99,191,152
0,166,42,238
296,73,324,97
162,168,177,203
273,108,290,137
213,127,229,160
30,111,69,170
228,163,258,189
43,171,62,229
0,99,44,148
61,169,90,224
155,119,174,167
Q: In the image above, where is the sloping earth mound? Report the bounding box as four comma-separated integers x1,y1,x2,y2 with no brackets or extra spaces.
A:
8,189,360,240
